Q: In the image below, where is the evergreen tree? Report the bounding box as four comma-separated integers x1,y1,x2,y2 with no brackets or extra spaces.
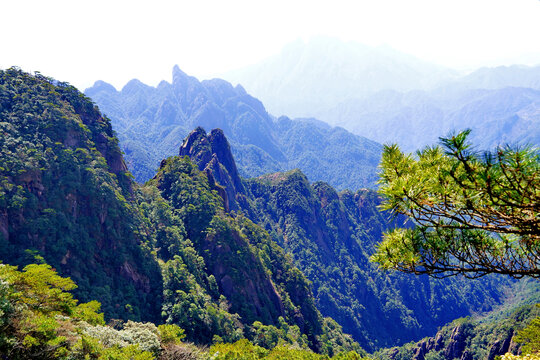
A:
372,130,539,278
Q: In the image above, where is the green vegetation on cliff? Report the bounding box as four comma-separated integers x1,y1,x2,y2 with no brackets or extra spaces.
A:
178,127,513,352
0,69,364,357
1,69,533,360
375,282,540,360
0,263,365,359
138,154,362,355
0,68,162,321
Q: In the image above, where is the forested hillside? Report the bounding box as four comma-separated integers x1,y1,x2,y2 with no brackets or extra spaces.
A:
375,280,540,360
177,127,513,352
0,68,363,357
85,66,381,190
1,69,535,359
0,68,163,321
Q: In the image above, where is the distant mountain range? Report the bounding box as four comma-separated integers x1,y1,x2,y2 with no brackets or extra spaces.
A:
85,66,382,190
320,86,540,152
221,37,540,152
222,36,457,119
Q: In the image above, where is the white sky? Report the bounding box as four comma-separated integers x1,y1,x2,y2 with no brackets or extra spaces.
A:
1,0,539,91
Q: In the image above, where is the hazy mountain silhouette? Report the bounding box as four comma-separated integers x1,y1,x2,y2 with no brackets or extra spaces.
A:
222,36,457,118
86,66,382,190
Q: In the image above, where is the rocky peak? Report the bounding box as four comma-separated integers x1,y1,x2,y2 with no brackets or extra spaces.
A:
179,127,245,211
86,80,117,94
172,66,209,117
121,78,149,96
208,129,243,191
179,127,212,167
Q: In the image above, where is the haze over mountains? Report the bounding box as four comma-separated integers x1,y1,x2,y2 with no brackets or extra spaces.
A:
223,36,458,120
3,34,540,356
321,86,540,152
81,59,537,354
222,37,540,152
85,66,382,190
86,37,540,193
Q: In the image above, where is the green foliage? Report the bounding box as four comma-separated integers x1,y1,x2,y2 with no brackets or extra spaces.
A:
0,262,216,359
0,68,162,321
501,354,540,360
73,300,105,326
135,153,365,354
209,339,369,360
376,300,540,360
3,69,520,359
141,155,332,350
158,323,186,345
0,69,364,356
153,156,223,243
242,168,509,351
0,263,155,359
373,130,540,278
136,177,245,344
0,260,362,359
515,305,540,355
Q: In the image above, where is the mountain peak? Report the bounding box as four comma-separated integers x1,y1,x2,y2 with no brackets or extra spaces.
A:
179,128,244,211
84,80,118,98
172,64,187,77
88,80,117,93
121,78,148,95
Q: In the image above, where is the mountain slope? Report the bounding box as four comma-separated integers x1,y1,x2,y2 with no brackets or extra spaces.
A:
0,68,362,354
0,68,163,321
451,64,540,91
179,127,513,352
85,66,382,190
219,37,540,153
321,86,540,152
376,280,540,360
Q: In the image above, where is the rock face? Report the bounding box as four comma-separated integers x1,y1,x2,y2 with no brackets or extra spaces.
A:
179,127,245,211
486,331,514,360
379,305,540,360
443,323,472,359
202,226,286,325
